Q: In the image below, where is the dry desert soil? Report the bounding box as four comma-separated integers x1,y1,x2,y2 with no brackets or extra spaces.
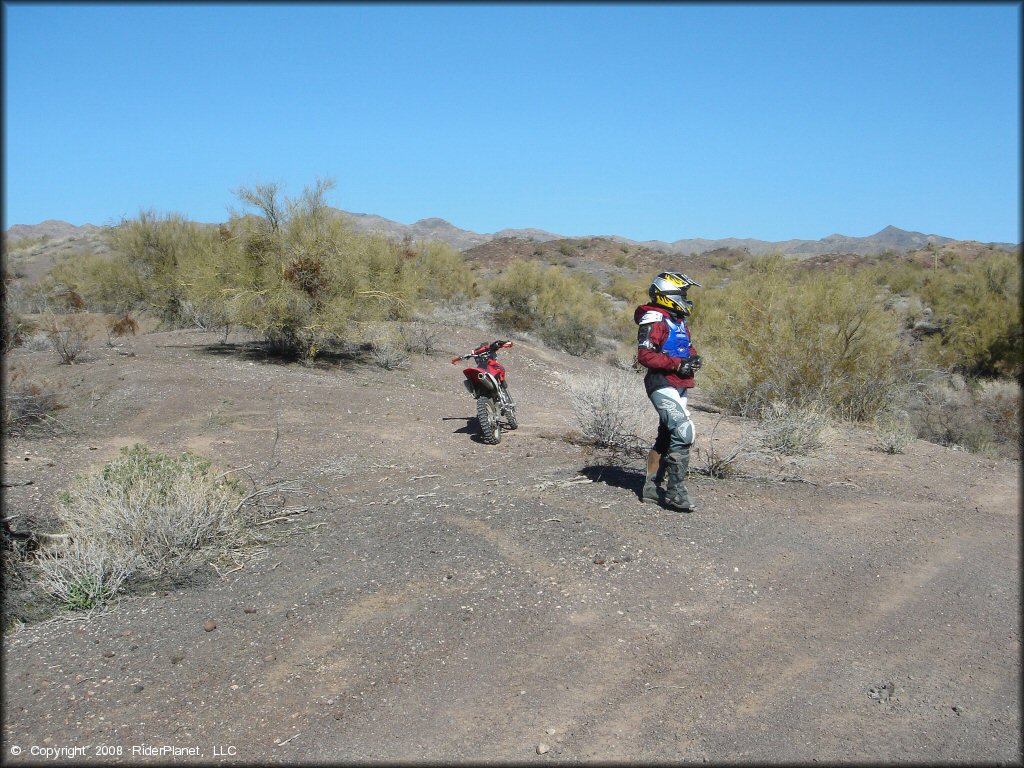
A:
1,321,1020,765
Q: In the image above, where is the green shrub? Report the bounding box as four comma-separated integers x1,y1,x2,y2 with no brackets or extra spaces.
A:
198,179,427,360
46,178,475,362
410,240,477,305
488,259,610,356
692,255,907,421
867,250,1021,378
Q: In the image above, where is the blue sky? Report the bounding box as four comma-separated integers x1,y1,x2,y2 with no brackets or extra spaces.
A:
3,2,1020,243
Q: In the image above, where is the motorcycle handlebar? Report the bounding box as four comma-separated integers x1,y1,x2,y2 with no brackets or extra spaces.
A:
453,341,513,363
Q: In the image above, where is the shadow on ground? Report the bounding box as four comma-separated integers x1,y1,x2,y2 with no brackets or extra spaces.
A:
580,464,645,499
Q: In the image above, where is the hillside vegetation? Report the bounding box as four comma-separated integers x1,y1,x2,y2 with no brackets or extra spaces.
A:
3,178,1019,460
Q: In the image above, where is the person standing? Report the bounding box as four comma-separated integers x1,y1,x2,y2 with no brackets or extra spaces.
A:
633,272,702,512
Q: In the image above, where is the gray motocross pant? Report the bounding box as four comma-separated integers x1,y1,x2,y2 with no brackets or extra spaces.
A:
649,387,695,454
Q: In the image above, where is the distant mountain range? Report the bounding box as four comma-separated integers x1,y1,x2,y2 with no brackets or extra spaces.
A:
4,213,1018,258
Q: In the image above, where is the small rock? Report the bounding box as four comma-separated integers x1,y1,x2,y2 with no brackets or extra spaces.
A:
593,557,605,565
263,654,276,663
544,727,557,735
952,705,962,715
102,650,115,658
132,684,145,693
170,653,185,664
243,607,257,614
536,744,550,755
203,620,217,632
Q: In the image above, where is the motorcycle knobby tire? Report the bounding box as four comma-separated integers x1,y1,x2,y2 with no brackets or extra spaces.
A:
477,396,502,445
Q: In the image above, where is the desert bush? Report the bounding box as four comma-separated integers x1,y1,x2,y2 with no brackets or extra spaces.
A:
488,259,546,331
369,332,411,370
867,250,1021,379
44,314,90,364
693,256,907,421
872,407,915,454
408,240,477,305
102,211,221,323
2,307,35,353
756,401,829,456
539,314,599,357
399,319,444,355
33,540,135,611
605,273,648,303
3,371,62,436
908,375,1021,458
34,445,248,609
22,332,53,353
973,378,1021,452
195,179,423,361
109,313,139,337
489,260,610,356
692,416,749,478
569,369,651,455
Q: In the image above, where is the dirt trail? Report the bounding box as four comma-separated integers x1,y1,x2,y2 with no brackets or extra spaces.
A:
2,326,1020,764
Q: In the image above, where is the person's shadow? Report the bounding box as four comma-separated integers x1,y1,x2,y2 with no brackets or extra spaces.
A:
579,464,646,500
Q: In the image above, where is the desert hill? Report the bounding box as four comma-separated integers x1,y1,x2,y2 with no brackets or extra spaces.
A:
6,214,1018,258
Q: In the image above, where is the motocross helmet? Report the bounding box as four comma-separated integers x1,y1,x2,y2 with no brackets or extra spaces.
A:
649,272,702,317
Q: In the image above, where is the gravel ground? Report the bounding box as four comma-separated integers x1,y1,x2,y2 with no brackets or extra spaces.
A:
2,325,1019,764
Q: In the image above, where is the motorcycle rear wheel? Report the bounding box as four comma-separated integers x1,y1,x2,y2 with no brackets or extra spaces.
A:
477,397,502,445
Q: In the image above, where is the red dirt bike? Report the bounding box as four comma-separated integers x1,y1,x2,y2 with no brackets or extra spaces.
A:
451,340,519,444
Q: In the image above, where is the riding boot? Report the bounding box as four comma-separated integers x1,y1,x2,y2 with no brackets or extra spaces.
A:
655,460,666,487
663,449,695,513
641,472,661,504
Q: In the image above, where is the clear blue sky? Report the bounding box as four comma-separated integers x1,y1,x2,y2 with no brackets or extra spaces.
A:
3,2,1020,243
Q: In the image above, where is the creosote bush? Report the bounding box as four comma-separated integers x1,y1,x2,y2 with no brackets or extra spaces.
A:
34,445,248,609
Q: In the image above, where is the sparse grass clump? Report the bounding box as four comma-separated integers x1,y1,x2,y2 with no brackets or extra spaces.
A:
34,445,248,610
